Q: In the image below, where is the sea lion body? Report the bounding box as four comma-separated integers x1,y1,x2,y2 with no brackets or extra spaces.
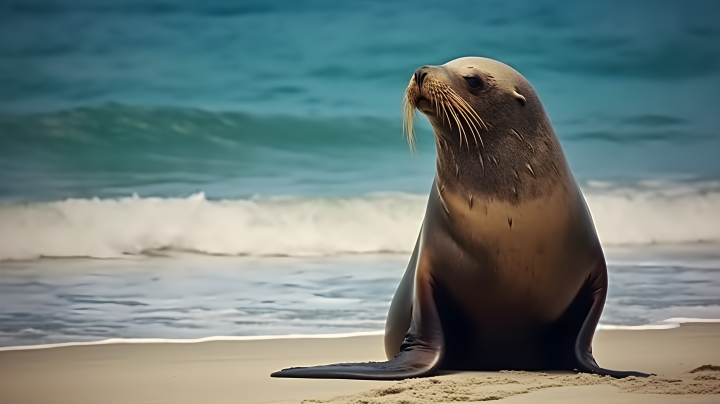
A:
386,175,601,371
272,57,648,379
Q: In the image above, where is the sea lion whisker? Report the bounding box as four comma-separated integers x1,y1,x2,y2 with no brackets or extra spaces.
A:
453,93,487,135
432,88,445,125
445,95,472,129
439,97,452,130
401,93,416,150
448,97,479,148
444,97,468,148
448,92,483,148
439,91,465,146
456,101,483,148
454,92,488,131
448,92,486,146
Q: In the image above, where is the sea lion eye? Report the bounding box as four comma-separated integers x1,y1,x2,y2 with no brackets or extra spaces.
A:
464,76,483,89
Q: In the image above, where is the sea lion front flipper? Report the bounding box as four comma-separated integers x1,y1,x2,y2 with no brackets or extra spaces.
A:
574,265,651,378
384,228,421,359
271,268,444,380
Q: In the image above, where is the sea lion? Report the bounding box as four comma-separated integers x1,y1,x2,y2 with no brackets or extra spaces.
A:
271,57,649,380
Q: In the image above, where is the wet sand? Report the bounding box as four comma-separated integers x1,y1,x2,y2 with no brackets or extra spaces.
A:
1,323,719,404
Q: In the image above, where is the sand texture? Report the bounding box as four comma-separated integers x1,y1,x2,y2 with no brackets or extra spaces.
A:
0,323,719,404
308,367,720,403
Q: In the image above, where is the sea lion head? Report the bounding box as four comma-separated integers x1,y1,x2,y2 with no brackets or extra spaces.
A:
403,57,548,151
403,57,565,201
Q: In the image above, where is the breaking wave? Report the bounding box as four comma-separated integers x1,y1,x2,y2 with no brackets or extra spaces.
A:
2,185,720,261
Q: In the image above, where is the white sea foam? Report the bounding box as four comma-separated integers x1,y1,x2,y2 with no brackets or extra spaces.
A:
1,186,719,260
597,318,720,330
584,184,720,246
0,330,385,352
0,192,425,260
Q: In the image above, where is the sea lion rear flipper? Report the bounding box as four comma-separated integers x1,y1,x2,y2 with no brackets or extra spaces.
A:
574,265,651,378
271,268,444,380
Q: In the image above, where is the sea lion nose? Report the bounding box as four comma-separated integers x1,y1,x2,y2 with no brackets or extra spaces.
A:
414,66,430,90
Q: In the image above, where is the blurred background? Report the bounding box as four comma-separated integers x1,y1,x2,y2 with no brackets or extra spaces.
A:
1,0,719,347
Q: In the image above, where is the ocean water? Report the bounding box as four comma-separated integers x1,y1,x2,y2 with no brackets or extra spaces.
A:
1,249,720,348
1,0,719,347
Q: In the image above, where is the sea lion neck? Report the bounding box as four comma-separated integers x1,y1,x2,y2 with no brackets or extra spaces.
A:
433,122,569,204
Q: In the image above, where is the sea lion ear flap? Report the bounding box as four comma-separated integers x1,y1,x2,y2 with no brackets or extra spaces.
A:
512,90,526,106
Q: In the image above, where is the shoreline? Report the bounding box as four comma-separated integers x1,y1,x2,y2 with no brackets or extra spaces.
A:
3,317,719,353
0,330,386,352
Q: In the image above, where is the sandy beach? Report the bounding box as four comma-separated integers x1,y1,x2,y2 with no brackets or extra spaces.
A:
1,322,718,404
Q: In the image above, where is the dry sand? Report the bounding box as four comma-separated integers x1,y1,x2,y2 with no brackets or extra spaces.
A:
1,323,719,404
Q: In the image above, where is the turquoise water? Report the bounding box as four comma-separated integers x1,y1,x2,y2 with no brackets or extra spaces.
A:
1,0,719,345
2,0,719,203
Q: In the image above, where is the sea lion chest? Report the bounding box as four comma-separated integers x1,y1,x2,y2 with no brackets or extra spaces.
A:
420,182,603,326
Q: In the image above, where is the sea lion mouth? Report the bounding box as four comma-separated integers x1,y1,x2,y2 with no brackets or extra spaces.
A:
402,75,487,150
416,97,433,113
